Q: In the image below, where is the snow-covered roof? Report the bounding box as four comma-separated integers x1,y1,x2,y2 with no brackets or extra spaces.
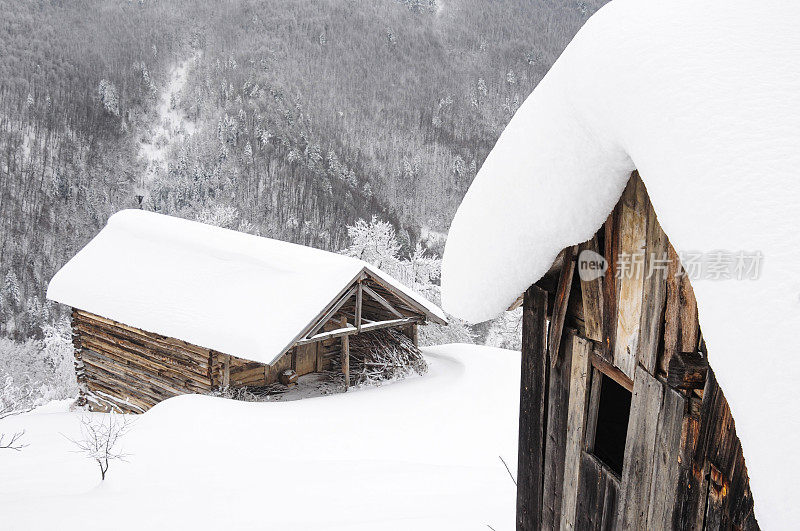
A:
48,210,445,365
441,0,800,526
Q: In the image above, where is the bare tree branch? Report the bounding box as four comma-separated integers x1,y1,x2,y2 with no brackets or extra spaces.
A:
499,455,516,486
0,430,26,451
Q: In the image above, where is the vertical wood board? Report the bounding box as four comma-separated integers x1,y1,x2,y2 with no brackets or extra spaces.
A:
559,334,592,530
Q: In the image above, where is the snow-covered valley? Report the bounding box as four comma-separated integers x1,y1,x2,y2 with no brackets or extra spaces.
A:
0,345,519,530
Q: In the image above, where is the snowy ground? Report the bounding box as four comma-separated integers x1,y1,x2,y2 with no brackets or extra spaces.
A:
0,345,519,530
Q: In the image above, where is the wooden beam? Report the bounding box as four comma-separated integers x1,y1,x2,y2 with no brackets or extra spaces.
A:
356,281,363,332
341,317,350,391
589,348,633,393
517,285,548,531
222,355,231,388
362,284,403,318
295,317,422,346
549,246,576,367
304,285,357,339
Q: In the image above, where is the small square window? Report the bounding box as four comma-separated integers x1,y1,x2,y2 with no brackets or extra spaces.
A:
590,373,632,476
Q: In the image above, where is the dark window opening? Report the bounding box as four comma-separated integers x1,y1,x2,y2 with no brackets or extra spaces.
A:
591,374,632,476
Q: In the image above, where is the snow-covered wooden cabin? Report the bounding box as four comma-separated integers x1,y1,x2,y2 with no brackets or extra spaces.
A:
47,210,446,413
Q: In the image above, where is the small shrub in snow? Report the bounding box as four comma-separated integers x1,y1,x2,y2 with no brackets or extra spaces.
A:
67,412,132,481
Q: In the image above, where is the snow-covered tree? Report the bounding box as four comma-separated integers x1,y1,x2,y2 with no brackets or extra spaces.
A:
98,79,120,117
485,307,523,350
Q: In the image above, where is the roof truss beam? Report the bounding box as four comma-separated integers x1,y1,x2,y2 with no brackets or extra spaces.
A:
304,285,357,339
362,284,403,318
296,316,422,346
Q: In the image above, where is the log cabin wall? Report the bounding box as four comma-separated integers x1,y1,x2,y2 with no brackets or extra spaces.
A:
519,173,758,530
73,309,346,411
72,309,217,414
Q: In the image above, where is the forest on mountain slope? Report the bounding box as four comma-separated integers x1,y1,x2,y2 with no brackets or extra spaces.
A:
0,0,604,340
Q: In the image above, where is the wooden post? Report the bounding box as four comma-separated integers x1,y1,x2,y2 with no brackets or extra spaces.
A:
223,354,231,388
341,317,350,391
356,281,363,332
517,285,548,530
412,323,419,348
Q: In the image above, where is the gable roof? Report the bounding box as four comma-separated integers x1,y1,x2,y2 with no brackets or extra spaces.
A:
47,210,446,365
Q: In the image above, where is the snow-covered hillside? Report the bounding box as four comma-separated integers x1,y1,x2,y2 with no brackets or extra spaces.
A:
0,345,518,530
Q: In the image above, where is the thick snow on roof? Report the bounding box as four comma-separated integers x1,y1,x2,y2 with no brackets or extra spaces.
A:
441,0,800,525
48,210,445,365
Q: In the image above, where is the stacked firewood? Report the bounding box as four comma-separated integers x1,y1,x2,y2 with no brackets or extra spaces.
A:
331,328,427,386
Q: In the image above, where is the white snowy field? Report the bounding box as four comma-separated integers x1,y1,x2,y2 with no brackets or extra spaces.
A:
0,345,519,530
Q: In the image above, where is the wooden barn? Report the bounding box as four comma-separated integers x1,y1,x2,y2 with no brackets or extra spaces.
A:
47,210,446,413
507,174,757,529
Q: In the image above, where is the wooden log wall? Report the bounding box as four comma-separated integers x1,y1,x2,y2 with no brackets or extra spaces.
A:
72,309,216,413
520,172,758,530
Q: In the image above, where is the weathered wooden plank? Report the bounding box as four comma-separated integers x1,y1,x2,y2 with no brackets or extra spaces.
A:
637,197,669,374
584,367,603,455
578,235,604,342
672,410,707,530
295,342,317,376
614,175,648,379
600,475,619,531
548,246,576,367
575,452,620,530
542,329,575,529
559,334,592,530
667,351,708,390
661,245,700,374
646,385,685,529
602,206,621,363
517,285,548,531
617,365,663,529
589,348,634,393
